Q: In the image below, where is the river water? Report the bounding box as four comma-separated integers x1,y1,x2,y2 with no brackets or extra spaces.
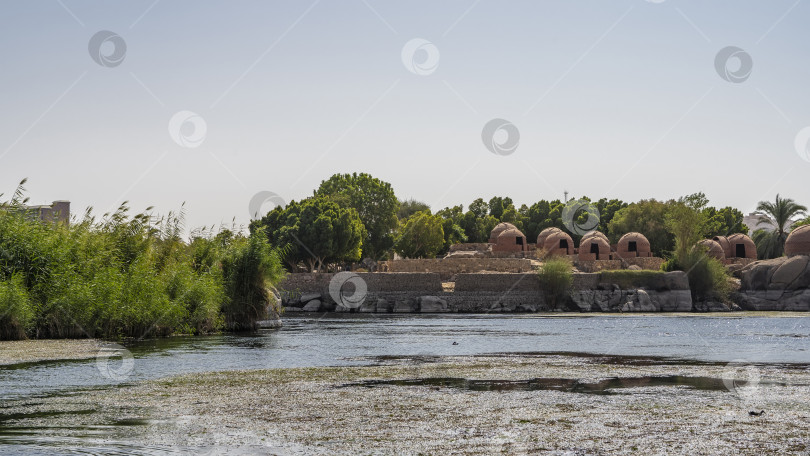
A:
1,313,809,454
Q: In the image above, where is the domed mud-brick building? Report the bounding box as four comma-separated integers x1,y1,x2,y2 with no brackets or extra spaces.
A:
727,233,757,259
492,227,528,253
488,222,519,244
616,232,652,258
711,236,733,258
581,230,609,244
784,225,810,257
543,230,574,256
698,239,725,260
578,235,611,260
536,227,562,248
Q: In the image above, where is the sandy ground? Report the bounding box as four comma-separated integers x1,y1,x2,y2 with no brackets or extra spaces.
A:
0,339,102,365
2,353,810,455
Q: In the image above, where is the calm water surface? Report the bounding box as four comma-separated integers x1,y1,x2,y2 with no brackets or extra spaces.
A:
1,313,809,454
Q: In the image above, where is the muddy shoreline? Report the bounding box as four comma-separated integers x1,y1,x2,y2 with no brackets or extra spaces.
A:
2,352,809,455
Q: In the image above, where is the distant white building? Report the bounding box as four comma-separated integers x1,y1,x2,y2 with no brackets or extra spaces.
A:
20,200,70,224
742,212,800,236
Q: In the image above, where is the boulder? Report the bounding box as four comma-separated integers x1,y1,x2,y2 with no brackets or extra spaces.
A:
771,256,810,290
394,298,418,313
285,307,303,312
376,298,393,313
692,300,732,312
652,290,692,312
736,256,810,311
621,290,657,312
419,296,449,313
358,300,377,313
299,292,322,303
302,299,322,312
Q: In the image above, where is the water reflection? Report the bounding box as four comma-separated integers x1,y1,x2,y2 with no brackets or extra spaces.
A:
0,313,808,402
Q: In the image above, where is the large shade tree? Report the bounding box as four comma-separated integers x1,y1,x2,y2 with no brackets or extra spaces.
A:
394,211,445,258
315,173,399,260
251,197,364,271
752,194,807,259
607,199,673,257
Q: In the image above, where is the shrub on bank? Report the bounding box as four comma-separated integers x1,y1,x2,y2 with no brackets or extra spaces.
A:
0,181,284,340
662,247,730,301
0,275,34,340
598,270,665,290
537,257,573,307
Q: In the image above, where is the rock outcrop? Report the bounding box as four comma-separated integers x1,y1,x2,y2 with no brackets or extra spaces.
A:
735,255,810,311
569,271,692,312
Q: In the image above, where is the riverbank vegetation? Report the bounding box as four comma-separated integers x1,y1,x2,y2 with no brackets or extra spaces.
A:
0,180,284,341
536,257,573,307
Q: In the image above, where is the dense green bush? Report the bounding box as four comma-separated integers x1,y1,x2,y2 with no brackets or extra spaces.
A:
220,227,285,330
0,181,284,340
662,248,730,301
0,275,34,340
537,257,573,307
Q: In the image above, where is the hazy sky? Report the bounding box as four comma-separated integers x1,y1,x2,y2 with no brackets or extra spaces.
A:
1,0,809,231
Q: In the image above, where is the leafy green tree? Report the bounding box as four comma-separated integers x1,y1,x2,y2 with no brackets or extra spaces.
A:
436,206,467,254
662,199,730,302
488,196,513,220
252,197,364,271
794,216,810,228
522,199,565,242
461,211,499,243
397,199,430,220
608,199,673,257
394,211,445,258
595,198,627,231
752,194,807,259
702,206,748,238
315,173,399,260
666,199,705,260
468,198,489,219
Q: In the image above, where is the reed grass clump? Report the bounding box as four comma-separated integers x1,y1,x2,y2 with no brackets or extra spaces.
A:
0,179,285,340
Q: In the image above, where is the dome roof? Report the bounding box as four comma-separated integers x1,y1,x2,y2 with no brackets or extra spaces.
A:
489,222,518,243
785,225,810,257
617,232,651,256
578,236,610,260
727,233,757,259
581,231,609,243
497,227,526,240
698,239,725,260
543,230,574,256
537,227,562,246
711,236,732,258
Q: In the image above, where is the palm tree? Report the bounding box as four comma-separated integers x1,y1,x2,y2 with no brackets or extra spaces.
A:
752,194,807,259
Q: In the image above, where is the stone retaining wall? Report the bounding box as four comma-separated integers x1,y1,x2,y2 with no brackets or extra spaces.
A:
387,258,535,280
280,271,695,313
